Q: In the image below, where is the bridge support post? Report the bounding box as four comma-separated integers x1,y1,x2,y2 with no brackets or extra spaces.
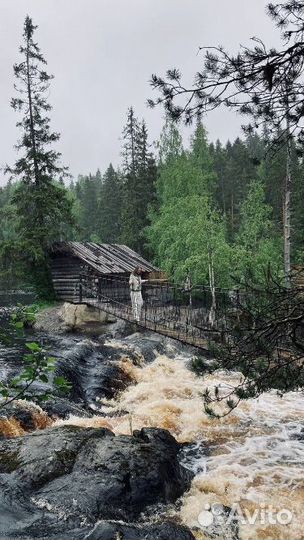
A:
98,278,101,303
79,275,83,303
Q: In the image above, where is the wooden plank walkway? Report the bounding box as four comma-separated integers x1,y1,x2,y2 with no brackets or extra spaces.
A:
82,296,210,350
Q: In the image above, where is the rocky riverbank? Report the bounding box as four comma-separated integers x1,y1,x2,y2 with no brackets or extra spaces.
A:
0,305,200,539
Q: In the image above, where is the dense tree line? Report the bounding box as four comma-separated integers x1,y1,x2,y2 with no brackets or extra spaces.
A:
69,108,157,257
62,119,304,290
149,0,304,289
2,113,304,291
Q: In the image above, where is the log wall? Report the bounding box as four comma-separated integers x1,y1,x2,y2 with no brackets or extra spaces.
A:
50,255,83,302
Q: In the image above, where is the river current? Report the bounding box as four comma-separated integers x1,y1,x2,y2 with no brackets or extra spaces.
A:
56,342,304,539
0,306,303,540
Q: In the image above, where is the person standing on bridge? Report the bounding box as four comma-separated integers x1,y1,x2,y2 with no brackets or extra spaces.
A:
129,267,147,322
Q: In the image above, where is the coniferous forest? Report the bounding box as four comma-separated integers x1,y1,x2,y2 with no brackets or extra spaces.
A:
1,106,303,290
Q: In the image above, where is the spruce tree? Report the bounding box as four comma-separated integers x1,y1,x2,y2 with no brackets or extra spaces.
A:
5,16,74,296
224,138,257,238
209,140,227,214
258,143,286,230
120,109,157,254
190,122,216,194
136,120,157,256
78,174,100,240
98,164,122,242
120,108,140,249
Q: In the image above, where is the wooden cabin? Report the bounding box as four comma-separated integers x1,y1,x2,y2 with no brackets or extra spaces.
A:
49,242,164,303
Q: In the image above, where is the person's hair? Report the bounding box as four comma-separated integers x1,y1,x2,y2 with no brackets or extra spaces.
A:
134,266,141,275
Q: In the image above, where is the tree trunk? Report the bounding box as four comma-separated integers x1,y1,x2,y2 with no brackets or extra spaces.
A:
208,247,216,327
284,115,292,288
26,36,39,185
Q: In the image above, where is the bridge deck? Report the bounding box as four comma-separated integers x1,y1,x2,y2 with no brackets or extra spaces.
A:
82,296,210,350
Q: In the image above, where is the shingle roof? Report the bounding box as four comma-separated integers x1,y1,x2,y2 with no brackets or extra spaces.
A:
50,242,159,275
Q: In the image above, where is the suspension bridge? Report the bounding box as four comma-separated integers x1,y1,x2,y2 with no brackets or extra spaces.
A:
77,273,240,350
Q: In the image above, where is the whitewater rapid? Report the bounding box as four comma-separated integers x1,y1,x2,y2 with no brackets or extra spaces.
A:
56,350,304,540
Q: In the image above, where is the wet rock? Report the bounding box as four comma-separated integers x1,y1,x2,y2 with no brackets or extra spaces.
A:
34,426,191,520
33,304,70,334
0,426,193,539
100,318,138,339
42,396,93,419
34,302,117,335
54,340,133,408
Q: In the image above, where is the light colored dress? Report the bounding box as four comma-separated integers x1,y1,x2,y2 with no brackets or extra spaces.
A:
129,273,144,322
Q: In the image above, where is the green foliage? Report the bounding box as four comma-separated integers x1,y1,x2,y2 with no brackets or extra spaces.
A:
190,356,210,376
1,82,302,301
98,164,123,242
148,194,232,286
233,180,283,283
0,307,71,408
210,137,259,239
2,17,75,297
75,173,101,240
120,108,157,255
147,122,233,286
198,275,304,416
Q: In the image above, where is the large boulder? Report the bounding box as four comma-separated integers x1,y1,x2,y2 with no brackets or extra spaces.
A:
33,304,70,334
60,302,116,333
0,425,193,539
34,302,117,335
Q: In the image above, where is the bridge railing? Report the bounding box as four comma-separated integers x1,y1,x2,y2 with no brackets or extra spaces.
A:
78,272,243,338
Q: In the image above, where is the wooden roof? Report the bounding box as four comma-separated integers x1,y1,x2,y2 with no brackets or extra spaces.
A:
50,242,159,275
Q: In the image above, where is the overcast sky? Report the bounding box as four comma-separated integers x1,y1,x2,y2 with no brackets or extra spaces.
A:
0,0,281,184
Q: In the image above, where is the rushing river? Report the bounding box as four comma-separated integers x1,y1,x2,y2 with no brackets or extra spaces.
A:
57,345,304,540
0,307,303,540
